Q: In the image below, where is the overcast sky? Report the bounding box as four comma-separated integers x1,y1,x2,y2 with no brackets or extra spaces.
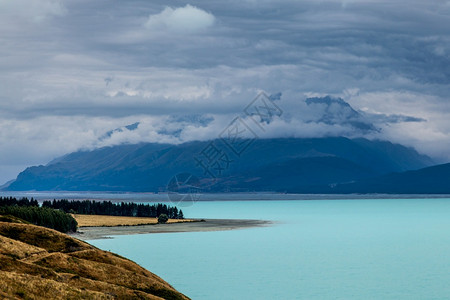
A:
0,0,449,183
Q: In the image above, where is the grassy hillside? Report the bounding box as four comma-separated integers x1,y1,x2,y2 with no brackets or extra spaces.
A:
0,215,189,300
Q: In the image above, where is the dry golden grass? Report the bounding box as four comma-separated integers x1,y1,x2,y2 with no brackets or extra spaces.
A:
74,214,194,227
0,217,190,300
0,235,45,259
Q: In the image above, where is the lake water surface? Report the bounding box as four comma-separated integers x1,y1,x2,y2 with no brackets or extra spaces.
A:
86,197,450,300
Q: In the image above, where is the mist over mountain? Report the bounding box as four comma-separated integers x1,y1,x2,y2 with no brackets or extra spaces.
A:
90,95,426,148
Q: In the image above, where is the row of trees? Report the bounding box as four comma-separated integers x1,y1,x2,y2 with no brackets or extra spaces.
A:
42,199,184,219
0,196,39,207
0,205,77,233
0,197,184,232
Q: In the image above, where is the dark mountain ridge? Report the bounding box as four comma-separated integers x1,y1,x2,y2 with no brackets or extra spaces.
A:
329,162,450,194
4,137,435,193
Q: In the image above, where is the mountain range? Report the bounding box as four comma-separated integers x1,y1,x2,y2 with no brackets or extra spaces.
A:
5,136,447,193
4,95,448,194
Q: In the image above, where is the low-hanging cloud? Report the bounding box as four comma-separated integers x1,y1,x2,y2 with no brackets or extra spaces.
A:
144,4,215,33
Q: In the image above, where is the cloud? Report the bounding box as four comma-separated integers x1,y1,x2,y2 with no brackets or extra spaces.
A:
365,113,426,124
144,4,215,33
0,0,66,23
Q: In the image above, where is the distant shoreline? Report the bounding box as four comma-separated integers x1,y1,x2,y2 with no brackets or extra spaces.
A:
71,218,273,240
2,191,450,202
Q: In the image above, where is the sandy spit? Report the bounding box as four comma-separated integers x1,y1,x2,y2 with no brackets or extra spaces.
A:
71,219,273,240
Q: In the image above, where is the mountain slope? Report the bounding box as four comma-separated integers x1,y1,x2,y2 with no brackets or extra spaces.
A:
332,162,450,194
221,156,375,192
5,137,434,192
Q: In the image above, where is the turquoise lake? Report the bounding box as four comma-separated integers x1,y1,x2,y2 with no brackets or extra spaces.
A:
87,197,450,300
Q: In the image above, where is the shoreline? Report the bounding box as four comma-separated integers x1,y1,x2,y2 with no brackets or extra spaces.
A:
3,192,450,203
71,218,273,240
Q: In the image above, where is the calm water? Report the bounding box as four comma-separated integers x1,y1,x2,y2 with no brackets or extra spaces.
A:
87,198,450,300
